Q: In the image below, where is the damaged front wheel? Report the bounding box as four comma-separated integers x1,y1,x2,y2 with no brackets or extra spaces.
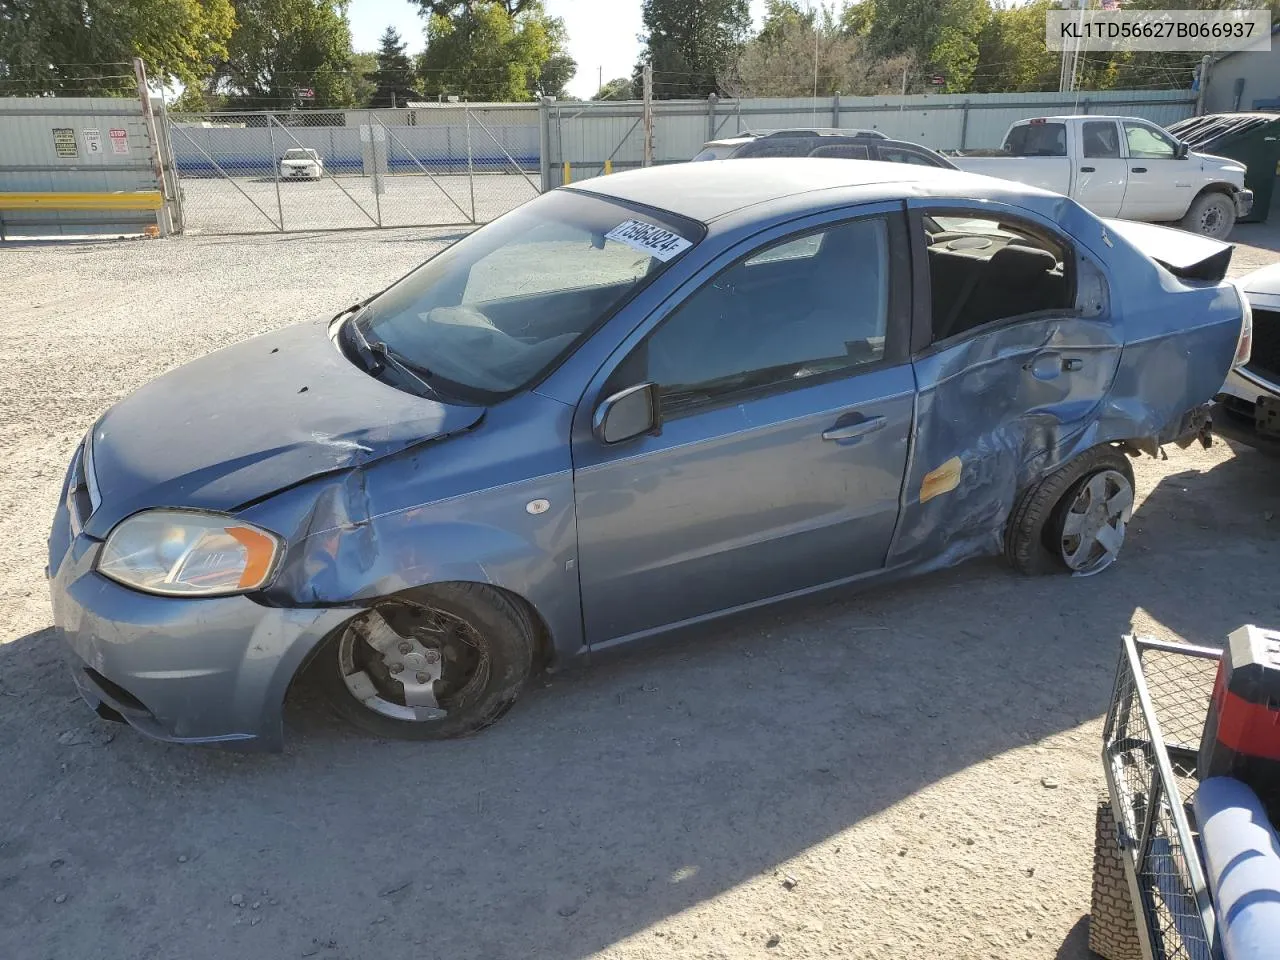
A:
315,583,535,740
1005,446,1136,577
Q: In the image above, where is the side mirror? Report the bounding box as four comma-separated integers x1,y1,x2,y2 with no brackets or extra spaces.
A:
1175,141,1189,159
593,383,660,444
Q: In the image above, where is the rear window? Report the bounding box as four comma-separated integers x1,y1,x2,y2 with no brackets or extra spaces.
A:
1003,122,1067,157
732,139,817,159
283,149,314,160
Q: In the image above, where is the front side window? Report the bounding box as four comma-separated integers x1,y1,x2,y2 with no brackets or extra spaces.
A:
355,190,698,401
1124,122,1176,160
1003,122,1067,157
1082,121,1121,159
924,213,1074,343
636,217,893,415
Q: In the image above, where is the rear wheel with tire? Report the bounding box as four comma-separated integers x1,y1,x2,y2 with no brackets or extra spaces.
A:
1089,800,1142,960
315,582,535,740
1180,191,1236,240
1005,446,1136,576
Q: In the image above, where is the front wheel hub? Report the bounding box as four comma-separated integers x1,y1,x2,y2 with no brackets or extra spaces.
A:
336,599,489,723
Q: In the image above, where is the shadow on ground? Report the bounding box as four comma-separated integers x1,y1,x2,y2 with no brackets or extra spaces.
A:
1,445,1277,960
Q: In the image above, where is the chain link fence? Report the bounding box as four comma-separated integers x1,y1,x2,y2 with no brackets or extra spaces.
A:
168,105,540,235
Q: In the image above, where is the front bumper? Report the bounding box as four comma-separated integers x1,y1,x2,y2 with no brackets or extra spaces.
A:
48,528,358,751
1236,189,1255,218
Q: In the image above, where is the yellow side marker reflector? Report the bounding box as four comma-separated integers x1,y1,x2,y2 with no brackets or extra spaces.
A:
921,456,963,504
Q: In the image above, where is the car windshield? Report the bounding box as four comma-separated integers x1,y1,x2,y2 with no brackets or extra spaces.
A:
283,149,313,160
353,190,699,401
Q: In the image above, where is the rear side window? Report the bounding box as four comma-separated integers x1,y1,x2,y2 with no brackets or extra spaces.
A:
809,143,871,160
638,217,895,415
1082,121,1121,159
1003,122,1067,157
923,214,1074,343
691,148,720,161
878,146,944,167
732,139,815,159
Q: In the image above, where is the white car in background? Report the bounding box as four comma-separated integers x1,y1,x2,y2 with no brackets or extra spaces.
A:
279,148,323,181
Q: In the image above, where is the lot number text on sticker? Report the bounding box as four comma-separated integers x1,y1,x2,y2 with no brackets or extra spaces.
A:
605,220,692,262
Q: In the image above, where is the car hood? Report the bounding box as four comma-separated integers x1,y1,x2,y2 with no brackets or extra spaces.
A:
82,318,484,538
1240,262,1280,304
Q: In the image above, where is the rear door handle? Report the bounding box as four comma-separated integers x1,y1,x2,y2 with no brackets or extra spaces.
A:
1080,166,1096,172
1025,352,1083,380
822,414,886,442
1131,166,1147,173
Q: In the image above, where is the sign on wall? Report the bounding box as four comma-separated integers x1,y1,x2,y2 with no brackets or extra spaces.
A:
109,129,130,154
83,128,102,154
52,127,78,158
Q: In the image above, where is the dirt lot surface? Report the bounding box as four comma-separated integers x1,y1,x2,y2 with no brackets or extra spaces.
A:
2,222,1279,960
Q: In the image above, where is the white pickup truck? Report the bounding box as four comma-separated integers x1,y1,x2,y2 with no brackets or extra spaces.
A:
953,115,1253,239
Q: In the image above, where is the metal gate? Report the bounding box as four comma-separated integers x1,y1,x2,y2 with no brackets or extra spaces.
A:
0,94,181,239
169,105,540,234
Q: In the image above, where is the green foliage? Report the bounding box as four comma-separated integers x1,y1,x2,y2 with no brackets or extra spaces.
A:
350,50,378,105
365,26,420,107
593,77,634,101
417,0,574,101
970,0,1058,93
727,0,912,97
218,0,357,109
0,0,236,95
865,0,989,92
637,0,751,98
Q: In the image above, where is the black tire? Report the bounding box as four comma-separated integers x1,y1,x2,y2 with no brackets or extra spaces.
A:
1180,191,1236,240
1004,445,1135,575
315,582,535,741
1089,800,1142,960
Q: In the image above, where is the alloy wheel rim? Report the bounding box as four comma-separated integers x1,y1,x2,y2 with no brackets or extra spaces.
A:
338,599,489,722
1058,469,1134,576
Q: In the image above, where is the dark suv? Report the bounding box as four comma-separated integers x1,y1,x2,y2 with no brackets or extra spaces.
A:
725,131,957,169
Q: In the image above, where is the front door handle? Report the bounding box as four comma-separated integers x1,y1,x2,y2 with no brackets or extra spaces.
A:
1080,166,1096,172
822,414,886,442
1131,166,1147,173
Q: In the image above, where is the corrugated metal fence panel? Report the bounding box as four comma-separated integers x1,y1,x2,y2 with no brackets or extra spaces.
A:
0,96,159,237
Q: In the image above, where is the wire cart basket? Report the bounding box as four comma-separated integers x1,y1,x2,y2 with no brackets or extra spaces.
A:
1097,635,1224,960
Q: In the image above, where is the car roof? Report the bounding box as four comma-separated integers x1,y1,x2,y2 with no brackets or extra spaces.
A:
568,157,1033,223
1015,115,1160,123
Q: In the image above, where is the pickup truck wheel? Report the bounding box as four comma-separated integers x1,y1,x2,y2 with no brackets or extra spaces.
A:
315,583,535,741
1089,800,1142,960
1005,446,1135,576
1181,191,1236,240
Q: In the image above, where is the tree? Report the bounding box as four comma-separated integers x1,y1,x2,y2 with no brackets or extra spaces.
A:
365,26,419,106
864,0,989,93
350,50,378,104
970,0,1058,94
725,0,912,98
0,0,235,96
216,0,357,109
416,0,536,15
417,0,574,101
593,77,634,101
637,0,751,99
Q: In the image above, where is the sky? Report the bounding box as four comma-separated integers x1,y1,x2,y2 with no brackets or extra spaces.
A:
346,0,772,99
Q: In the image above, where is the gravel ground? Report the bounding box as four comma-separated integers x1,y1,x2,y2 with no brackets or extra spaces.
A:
1,221,1279,960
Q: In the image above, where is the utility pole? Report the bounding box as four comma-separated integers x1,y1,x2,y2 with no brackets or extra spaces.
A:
642,64,654,167
597,66,603,98
1194,54,1212,115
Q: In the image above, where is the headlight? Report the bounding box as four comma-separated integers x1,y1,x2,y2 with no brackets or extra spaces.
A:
98,510,282,596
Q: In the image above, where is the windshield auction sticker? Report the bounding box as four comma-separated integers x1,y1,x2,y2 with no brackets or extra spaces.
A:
605,220,692,262
1047,9,1271,52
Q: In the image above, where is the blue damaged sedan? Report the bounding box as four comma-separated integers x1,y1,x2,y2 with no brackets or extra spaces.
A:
49,159,1251,749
